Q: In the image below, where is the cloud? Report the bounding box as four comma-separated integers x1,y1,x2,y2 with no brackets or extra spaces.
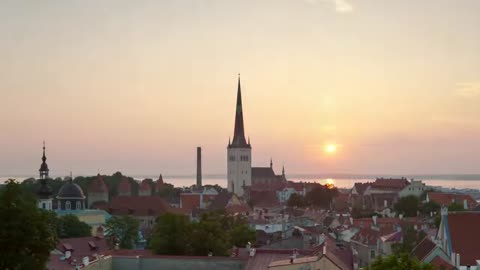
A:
455,82,480,98
306,0,354,13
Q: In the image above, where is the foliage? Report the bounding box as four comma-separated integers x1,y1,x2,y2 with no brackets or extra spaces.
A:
367,254,435,270
56,214,91,238
305,184,339,209
105,216,139,249
394,195,421,217
392,226,426,255
420,201,441,216
448,202,465,212
0,179,58,270
287,193,306,208
150,211,255,256
150,213,191,255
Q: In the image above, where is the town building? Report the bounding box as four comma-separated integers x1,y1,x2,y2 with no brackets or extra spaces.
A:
139,179,152,196
436,208,480,269
87,174,109,208
57,177,87,211
410,237,454,269
426,192,478,210
117,177,132,197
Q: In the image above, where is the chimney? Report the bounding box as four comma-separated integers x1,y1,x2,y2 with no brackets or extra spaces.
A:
399,214,403,220
441,206,448,217
372,215,378,226
249,248,256,257
464,199,468,210
82,256,90,266
456,253,460,268
197,147,202,187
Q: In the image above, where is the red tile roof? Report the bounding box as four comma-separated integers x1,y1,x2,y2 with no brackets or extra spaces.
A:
88,174,108,193
48,236,109,270
180,193,201,213
447,212,480,265
410,237,437,261
353,182,371,195
430,256,455,270
428,192,477,209
105,196,172,216
371,178,410,190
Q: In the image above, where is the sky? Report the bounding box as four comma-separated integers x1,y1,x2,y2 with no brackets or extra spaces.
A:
1,0,480,177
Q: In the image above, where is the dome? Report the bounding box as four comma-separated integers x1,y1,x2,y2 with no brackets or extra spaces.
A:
57,181,86,199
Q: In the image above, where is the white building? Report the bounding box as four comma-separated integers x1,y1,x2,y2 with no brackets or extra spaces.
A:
227,76,252,197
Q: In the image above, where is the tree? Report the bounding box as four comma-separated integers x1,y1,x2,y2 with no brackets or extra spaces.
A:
394,195,421,217
56,214,91,238
392,226,426,255
367,254,435,270
190,212,230,256
150,213,191,255
305,185,339,209
448,202,465,212
421,201,440,216
105,216,139,249
230,224,256,247
287,193,306,208
0,179,58,269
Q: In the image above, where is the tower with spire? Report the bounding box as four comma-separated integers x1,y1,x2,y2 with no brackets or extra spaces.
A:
227,75,252,196
37,141,53,210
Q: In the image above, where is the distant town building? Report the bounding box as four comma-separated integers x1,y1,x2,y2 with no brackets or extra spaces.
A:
57,177,86,211
118,177,132,196
154,174,164,195
426,192,477,210
139,179,152,196
87,174,109,208
37,142,53,210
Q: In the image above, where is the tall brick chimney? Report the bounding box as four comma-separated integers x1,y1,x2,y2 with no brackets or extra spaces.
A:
197,147,202,187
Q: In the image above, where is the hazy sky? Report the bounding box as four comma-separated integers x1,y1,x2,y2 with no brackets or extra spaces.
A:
1,0,480,177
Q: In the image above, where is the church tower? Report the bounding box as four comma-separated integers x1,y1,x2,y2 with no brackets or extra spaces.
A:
37,142,53,210
227,75,252,196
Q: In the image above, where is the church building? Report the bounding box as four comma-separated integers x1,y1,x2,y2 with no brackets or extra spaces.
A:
37,142,53,210
227,76,287,197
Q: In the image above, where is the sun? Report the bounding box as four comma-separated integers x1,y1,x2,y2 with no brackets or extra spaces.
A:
325,144,337,154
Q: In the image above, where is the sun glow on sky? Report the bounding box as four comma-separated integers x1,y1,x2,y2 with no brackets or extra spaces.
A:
325,144,337,154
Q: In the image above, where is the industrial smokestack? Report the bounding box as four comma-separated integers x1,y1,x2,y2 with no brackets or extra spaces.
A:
197,147,202,187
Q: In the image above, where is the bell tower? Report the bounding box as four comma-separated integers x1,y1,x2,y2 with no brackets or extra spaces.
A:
227,75,252,196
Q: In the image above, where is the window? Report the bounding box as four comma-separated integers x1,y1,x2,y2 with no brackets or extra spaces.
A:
65,201,71,210
370,250,375,259
229,155,235,161
76,201,81,209
42,202,46,209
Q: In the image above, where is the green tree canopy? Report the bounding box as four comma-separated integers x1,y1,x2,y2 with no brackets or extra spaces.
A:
367,254,435,270
56,214,91,238
394,195,421,217
150,213,191,255
105,216,139,249
305,185,339,209
150,211,256,256
287,193,306,208
392,226,426,255
0,179,58,270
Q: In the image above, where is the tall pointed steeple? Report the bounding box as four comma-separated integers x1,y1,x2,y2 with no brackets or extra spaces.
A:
229,74,250,148
39,141,49,179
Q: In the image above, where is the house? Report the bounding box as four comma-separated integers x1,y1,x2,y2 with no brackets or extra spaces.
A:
267,236,354,270
117,177,132,197
208,191,251,216
102,196,173,234
436,208,480,269
410,236,453,269
178,187,220,216
277,182,306,204
426,192,477,210
48,235,109,270
398,179,427,198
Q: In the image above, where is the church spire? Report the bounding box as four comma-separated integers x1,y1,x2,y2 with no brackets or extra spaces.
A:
230,74,250,148
39,141,49,179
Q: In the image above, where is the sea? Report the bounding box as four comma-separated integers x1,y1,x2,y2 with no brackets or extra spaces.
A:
2,174,480,190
